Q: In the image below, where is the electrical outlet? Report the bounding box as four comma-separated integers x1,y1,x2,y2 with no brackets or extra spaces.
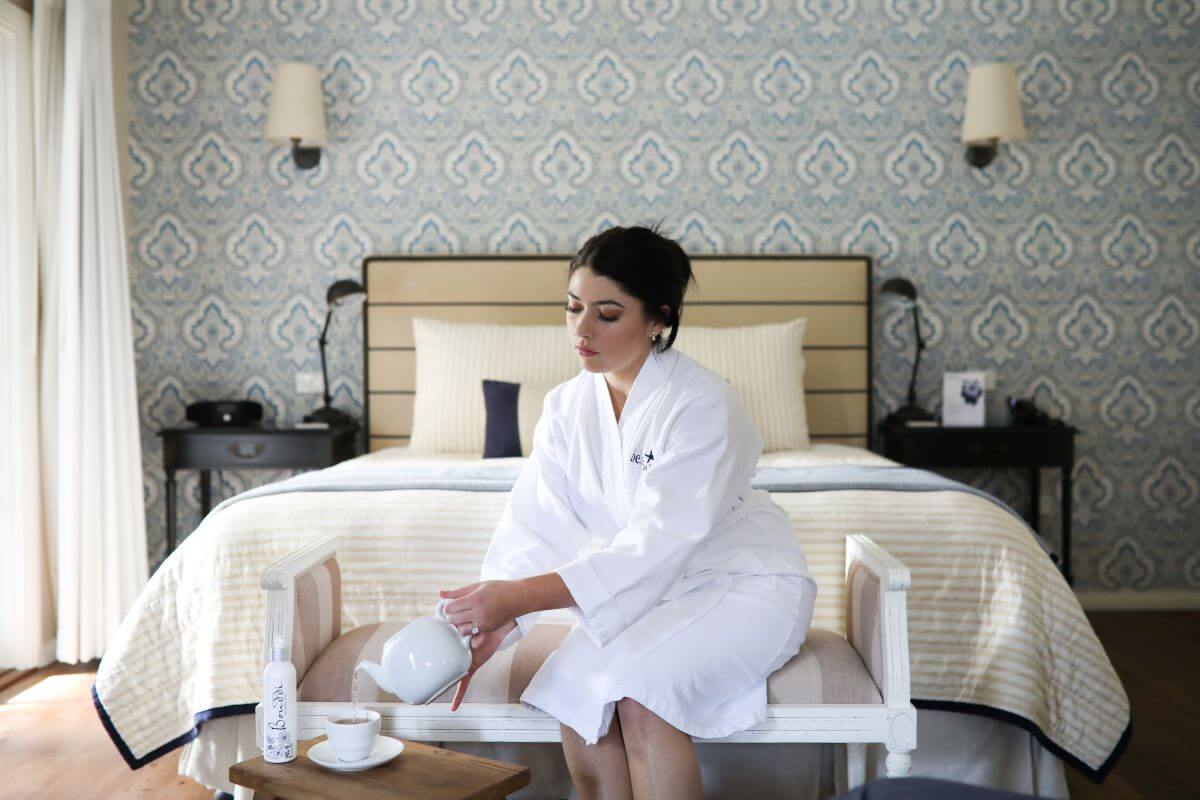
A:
296,372,323,394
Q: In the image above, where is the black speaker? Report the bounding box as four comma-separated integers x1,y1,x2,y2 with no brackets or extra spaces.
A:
186,400,263,427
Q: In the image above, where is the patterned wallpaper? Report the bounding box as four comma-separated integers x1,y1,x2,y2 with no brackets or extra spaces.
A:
125,0,1199,594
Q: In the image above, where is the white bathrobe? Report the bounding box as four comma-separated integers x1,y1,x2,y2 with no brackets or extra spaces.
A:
479,347,817,745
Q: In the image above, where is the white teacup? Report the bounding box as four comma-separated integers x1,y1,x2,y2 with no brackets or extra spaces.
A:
325,709,381,762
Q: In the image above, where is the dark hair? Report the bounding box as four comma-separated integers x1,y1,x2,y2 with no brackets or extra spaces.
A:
568,223,696,352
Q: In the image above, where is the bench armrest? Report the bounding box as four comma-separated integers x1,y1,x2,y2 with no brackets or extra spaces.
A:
844,535,916,758
844,534,911,705
258,536,341,749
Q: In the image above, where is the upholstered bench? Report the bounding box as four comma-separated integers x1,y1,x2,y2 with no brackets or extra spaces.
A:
256,534,916,792
300,624,883,711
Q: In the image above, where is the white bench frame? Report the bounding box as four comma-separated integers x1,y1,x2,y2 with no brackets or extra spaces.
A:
257,534,916,787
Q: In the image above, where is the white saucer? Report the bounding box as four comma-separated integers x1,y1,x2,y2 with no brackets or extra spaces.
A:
307,736,404,772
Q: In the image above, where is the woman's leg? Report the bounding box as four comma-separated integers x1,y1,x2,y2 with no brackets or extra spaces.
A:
616,698,702,800
560,710,634,800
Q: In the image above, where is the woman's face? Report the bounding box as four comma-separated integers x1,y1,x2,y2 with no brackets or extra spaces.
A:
566,267,662,377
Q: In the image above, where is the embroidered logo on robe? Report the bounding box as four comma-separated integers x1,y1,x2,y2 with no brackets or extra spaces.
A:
630,448,655,471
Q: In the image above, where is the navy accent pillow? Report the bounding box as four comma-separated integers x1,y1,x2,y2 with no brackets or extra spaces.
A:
482,379,522,458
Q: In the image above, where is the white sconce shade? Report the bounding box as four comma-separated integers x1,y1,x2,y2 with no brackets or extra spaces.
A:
265,62,327,148
961,62,1026,145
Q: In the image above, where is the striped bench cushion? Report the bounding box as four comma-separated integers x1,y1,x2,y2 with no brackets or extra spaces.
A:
292,556,342,684
298,623,881,706
845,561,884,694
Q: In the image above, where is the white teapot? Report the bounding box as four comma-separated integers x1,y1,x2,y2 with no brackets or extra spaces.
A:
356,599,473,705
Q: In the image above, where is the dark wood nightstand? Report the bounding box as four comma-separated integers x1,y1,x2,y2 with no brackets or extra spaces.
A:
157,424,359,556
878,422,1077,584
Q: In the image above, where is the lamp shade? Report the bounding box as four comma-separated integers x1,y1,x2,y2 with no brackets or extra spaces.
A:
961,63,1026,145
880,277,917,302
265,63,327,147
326,279,366,307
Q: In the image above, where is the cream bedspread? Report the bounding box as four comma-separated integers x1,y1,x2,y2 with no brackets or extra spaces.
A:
93,445,1128,780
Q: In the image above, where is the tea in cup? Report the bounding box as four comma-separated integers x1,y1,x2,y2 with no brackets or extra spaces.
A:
325,709,381,762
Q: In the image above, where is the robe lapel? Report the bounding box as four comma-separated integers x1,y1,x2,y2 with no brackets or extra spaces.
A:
619,348,675,429
593,349,679,523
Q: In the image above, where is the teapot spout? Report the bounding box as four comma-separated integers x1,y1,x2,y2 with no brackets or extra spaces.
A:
357,660,392,696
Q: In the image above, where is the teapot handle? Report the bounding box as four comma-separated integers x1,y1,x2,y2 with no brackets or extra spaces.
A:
434,598,474,651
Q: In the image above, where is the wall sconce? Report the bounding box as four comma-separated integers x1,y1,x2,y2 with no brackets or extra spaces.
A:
265,62,327,170
961,63,1026,169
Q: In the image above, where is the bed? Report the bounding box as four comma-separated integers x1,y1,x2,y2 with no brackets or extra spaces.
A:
93,256,1129,798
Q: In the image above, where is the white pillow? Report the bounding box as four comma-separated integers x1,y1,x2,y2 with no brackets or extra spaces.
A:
673,319,808,451
407,317,808,454
516,378,560,457
408,318,579,453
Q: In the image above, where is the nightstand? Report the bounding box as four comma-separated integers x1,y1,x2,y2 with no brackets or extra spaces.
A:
157,425,359,556
878,422,1077,584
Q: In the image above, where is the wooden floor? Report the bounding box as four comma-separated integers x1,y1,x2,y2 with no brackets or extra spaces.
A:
1063,612,1199,800
0,662,211,799
1,612,1195,799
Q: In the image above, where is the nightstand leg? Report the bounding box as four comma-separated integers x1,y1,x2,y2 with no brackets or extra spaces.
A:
200,469,212,516
165,469,177,556
1028,468,1040,534
1062,469,1073,585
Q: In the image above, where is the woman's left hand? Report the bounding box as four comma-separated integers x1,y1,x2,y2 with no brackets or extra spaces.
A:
438,580,523,636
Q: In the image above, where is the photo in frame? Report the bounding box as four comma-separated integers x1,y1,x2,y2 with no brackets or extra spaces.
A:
942,371,987,427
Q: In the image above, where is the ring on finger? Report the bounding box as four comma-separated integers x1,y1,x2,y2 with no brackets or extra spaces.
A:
471,625,480,636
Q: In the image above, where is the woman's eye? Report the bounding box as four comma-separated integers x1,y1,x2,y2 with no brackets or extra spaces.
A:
564,305,616,322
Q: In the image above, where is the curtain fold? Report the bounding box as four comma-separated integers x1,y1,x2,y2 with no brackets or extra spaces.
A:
32,0,63,628
0,0,54,670
0,0,149,668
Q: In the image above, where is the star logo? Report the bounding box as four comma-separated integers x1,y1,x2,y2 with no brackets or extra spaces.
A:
629,448,655,471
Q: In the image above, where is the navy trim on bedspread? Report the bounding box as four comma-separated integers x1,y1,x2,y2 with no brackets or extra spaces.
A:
92,682,255,771
913,698,1132,784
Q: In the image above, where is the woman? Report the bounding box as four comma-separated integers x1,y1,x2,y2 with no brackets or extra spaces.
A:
438,225,817,799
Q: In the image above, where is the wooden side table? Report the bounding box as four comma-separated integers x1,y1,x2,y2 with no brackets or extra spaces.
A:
878,421,1078,585
157,425,359,556
229,735,530,800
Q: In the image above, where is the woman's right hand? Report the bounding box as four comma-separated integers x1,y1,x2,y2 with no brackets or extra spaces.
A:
449,619,516,712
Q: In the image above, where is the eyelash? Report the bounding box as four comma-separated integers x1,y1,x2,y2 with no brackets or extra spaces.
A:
564,305,618,322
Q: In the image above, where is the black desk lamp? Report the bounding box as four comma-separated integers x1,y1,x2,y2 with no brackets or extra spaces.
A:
880,277,934,425
303,279,366,427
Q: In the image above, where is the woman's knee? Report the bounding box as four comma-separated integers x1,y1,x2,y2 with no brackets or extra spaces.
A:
615,698,669,745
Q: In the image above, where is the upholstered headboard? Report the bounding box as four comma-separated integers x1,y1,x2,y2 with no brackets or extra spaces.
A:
362,255,873,453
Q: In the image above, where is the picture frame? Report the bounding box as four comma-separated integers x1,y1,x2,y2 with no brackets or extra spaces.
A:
942,371,987,427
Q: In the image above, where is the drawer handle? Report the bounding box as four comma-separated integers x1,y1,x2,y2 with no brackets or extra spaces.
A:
229,442,266,460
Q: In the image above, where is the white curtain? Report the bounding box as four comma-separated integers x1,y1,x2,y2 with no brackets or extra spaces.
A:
0,0,54,670
0,0,148,668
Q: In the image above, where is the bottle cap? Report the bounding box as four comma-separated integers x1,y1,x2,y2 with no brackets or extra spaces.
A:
272,634,287,662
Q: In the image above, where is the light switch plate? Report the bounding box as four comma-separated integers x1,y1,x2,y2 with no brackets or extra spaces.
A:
296,372,323,394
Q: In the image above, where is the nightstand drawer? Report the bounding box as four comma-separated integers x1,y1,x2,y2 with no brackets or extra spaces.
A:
163,431,334,469
882,427,1074,468
960,436,1055,466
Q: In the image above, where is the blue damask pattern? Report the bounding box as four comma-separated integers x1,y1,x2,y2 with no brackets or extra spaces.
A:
127,0,1199,591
